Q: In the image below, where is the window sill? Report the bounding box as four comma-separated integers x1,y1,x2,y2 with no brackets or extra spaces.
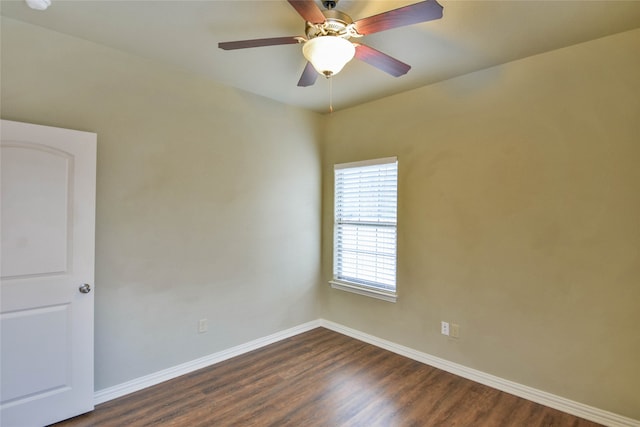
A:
329,280,397,303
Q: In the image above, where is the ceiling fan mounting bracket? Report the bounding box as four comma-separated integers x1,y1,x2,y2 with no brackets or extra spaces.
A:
322,0,337,10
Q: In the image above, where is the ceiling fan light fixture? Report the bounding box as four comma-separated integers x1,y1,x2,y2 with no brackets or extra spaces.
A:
303,36,355,77
25,0,51,10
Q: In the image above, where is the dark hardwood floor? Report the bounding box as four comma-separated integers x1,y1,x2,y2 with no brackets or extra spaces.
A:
53,327,602,426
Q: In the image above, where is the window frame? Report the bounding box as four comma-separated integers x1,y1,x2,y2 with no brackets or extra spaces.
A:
330,156,398,303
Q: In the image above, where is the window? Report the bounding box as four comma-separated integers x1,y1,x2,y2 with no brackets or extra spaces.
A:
331,157,398,302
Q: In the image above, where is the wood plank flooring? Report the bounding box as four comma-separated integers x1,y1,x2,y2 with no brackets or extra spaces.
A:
52,327,602,426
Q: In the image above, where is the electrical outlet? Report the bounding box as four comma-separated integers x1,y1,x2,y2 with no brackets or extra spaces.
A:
451,323,460,338
198,318,208,334
441,321,449,336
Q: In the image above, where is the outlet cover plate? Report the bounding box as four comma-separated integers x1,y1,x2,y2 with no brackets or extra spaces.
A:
441,321,449,336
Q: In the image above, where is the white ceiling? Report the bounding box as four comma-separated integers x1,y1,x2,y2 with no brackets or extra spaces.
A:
2,0,640,113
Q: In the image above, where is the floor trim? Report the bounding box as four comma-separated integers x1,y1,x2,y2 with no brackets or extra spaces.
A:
318,319,639,427
93,319,639,427
93,319,322,405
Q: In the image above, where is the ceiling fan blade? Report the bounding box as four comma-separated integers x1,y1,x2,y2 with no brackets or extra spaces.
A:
354,44,411,77
298,62,319,87
218,36,300,50
353,0,443,35
287,0,326,24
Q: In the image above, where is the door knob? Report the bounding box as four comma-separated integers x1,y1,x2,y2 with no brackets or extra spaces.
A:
79,283,91,294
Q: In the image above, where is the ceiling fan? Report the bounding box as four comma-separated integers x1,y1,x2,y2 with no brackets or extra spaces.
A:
219,0,444,87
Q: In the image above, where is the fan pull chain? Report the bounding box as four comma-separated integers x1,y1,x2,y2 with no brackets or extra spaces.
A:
329,76,333,114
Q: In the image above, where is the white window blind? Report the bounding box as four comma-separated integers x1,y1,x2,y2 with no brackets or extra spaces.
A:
333,157,397,299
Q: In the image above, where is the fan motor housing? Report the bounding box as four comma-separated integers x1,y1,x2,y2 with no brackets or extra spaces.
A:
305,9,354,39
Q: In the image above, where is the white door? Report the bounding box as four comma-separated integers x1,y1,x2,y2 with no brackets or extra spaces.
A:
1,120,96,427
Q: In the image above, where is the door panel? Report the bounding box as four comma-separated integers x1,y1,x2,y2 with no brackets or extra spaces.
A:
1,120,96,427
1,144,72,278
1,304,71,403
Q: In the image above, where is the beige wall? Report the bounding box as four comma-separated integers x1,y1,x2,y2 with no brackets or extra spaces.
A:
1,18,322,389
321,28,640,419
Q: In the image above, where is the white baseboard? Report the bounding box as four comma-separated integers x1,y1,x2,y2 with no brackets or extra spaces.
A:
93,318,639,427
93,319,321,405
318,319,639,427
